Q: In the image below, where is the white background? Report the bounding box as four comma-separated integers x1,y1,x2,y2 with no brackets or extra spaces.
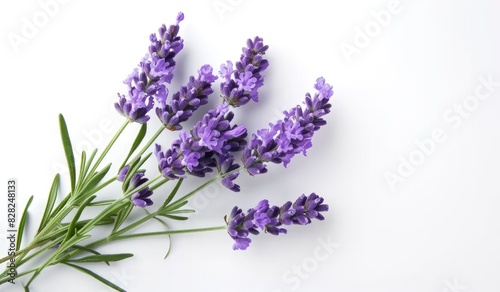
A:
1,0,500,291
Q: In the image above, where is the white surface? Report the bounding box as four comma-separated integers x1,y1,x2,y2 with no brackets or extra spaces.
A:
1,0,500,291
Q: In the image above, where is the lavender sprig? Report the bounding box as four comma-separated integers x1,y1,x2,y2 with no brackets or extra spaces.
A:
219,37,269,107
2,12,334,290
115,12,184,123
226,193,329,250
243,77,333,175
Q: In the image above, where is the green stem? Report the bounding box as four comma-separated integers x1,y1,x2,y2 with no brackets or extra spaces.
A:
112,226,226,241
130,126,164,163
88,120,129,177
163,175,221,212
0,237,52,264
0,267,38,285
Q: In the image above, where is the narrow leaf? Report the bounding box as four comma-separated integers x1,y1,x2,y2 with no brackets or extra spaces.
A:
59,114,76,192
163,199,189,212
64,263,126,292
26,234,91,287
163,209,195,215
69,245,109,265
48,194,71,222
88,199,114,206
82,149,98,179
75,151,87,192
61,217,115,228
37,174,60,233
80,163,112,194
119,123,147,171
67,253,133,264
17,195,33,251
112,202,134,232
161,178,183,208
63,195,96,243
160,214,189,221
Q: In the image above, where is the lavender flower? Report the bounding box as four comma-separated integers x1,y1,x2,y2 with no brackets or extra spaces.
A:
155,104,247,190
155,145,186,180
117,165,131,182
217,154,241,192
129,172,154,207
115,12,184,123
219,37,269,107
117,165,154,207
156,65,218,130
226,193,329,250
243,77,333,175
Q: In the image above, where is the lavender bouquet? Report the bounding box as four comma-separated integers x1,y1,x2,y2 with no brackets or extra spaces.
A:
1,12,332,291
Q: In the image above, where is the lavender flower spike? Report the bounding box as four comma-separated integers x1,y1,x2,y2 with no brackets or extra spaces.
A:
219,36,269,107
115,12,185,123
243,77,333,175
155,104,247,191
226,193,329,250
156,64,218,130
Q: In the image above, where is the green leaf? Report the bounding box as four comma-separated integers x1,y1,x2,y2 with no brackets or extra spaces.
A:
82,149,98,179
63,195,96,244
163,199,189,212
59,114,76,193
119,123,147,171
64,263,126,292
75,151,87,192
26,234,91,287
112,202,133,232
17,195,33,251
159,214,189,221
65,245,108,265
37,174,60,233
80,163,112,195
88,199,114,206
67,253,133,264
61,217,115,228
161,178,183,208
47,194,71,223
164,209,195,215
146,213,173,260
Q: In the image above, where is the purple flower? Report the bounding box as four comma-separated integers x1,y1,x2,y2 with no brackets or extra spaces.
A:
115,12,184,123
226,193,329,250
155,104,247,190
117,165,131,182
155,144,186,180
243,77,333,175
156,65,218,130
217,154,241,192
118,165,154,207
130,172,154,207
219,37,269,107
